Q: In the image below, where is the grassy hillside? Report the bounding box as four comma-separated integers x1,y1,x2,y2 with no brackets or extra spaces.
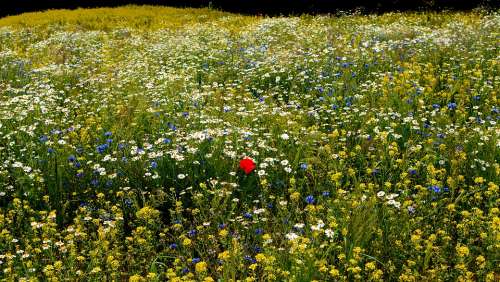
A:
0,6,499,281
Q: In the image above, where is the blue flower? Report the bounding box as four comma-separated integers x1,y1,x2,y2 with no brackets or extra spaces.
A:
169,243,178,249
432,104,440,109
305,195,315,204
68,155,76,162
104,131,112,137
97,144,108,154
39,135,48,143
322,191,330,197
243,212,252,219
428,185,441,193
300,163,308,170
255,228,263,235
188,229,197,237
244,255,256,263
191,258,201,264
124,198,133,207
447,102,457,110
163,138,172,144
150,161,158,169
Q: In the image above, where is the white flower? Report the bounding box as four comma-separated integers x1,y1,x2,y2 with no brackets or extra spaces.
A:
294,223,305,229
177,174,186,179
377,191,385,198
285,232,299,240
280,133,289,140
325,229,335,238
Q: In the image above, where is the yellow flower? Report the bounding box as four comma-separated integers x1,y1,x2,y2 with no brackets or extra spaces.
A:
219,229,228,238
129,274,143,282
474,177,484,184
329,267,339,277
218,251,230,260
290,192,301,202
182,238,192,246
255,253,266,263
365,261,376,271
195,261,207,273
136,206,160,221
456,244,469,257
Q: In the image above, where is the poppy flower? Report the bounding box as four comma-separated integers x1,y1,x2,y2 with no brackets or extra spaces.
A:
239,157,256,174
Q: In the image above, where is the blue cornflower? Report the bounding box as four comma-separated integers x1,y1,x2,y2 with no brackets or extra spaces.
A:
187,229,197,237
124,198,133,207
322,191,330,197
68,155,76,162
305,195,315,204
244,255,256,263
39,135,48,143
447,102,457,110
243,212,252,219
191,258,201,264
300,163,308,170
169,243,178,249
428,185,441,193
255,228,263,235
167,122,177,131
150,161,158,169
163,138,171,144
408,169,417,175
104,131,112,137
48,148,54,154
97,144,108,154
432,104,440,109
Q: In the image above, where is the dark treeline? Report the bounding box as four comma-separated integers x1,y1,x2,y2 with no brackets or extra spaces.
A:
0,0,496,18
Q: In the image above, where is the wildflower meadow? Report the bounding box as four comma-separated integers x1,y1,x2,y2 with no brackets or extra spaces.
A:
0,6,499,281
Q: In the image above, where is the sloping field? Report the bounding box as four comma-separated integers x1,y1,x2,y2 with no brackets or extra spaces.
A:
0,6,499,281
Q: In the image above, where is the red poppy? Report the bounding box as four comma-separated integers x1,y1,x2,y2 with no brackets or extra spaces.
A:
239,157,256,174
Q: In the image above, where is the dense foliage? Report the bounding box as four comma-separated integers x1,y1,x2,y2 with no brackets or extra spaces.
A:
0,0,495,18
0,7,499,281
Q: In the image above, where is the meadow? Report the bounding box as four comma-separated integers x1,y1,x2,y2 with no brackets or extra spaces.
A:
0,6,499,281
